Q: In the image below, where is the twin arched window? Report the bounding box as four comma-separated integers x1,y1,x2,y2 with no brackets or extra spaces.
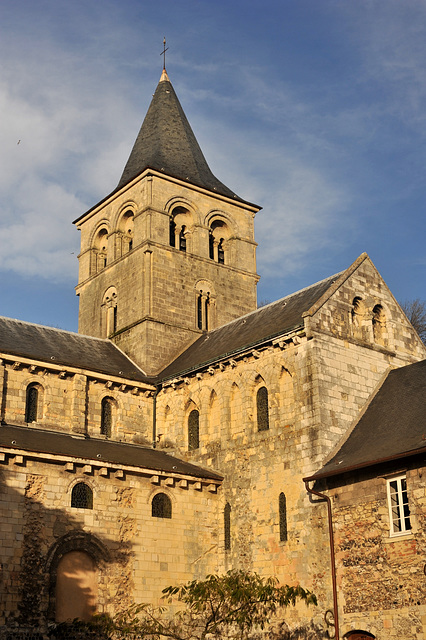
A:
209,219,228,264
197,292,210,330
91,210,135,275
351,297,387,346
169,206,189,252
152,492,172,518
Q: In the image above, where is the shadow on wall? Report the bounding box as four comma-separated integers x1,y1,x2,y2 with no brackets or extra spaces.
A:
0,468,135,637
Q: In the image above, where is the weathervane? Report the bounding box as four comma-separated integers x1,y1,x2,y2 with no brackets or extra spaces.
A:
161,37,169,71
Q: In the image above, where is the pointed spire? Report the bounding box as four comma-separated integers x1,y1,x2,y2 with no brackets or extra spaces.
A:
117,71,240,200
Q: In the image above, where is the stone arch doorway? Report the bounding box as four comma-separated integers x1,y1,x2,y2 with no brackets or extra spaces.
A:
55,550,97,622
46,531,110,622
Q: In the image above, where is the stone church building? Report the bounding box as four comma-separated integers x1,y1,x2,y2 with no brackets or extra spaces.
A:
0,68,425,640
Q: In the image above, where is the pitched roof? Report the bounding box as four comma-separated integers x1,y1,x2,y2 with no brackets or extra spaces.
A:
307,359,426,481
159,272,341,380
117,70,243,202
0,316,150,383
0,424,222,480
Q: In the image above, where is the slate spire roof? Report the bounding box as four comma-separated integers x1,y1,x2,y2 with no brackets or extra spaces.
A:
117,69,240,201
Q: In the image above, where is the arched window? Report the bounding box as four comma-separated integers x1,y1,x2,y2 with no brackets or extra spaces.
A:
71,483,93,510
372,303,386,344
101,287,118,337
224,503,231,550
170,206,190,251
152,493,172,518
119,209,134,255
92,227,108,273
196,290,211,330
188,409,200,450
256,386,269,431
343,632,375,640
209,219,229,263
279,492,287,542
25,383,42,423
101,397,114,437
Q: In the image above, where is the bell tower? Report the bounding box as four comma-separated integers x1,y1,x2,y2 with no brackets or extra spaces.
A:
74,69,260,375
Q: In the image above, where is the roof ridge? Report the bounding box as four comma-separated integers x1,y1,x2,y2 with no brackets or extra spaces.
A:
203,270,344,338
0,315,114,345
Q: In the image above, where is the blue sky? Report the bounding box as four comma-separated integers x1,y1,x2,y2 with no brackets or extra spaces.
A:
0,0,425,331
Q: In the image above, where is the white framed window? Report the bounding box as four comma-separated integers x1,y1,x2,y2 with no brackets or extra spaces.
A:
387,475,412,536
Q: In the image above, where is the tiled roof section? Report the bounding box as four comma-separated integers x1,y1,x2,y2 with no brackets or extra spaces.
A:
0,424,222,480
0,316,150,383
308,359,426,480
159,273,341,380
117,70,242,201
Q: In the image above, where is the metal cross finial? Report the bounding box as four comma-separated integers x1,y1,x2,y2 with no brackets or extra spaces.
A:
161,37,169,71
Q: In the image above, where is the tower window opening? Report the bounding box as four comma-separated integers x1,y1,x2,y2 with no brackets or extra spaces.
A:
169,217,176,247
71,482,93,510
204,293,209,331
102,287,118,337
209,232,214,260
113,305,118,333
179,226,187,252
188,409,200,450
152,492,172,518
197,294,203,330
217,239,225,264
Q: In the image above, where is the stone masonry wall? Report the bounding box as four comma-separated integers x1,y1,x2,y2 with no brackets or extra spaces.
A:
154,255,425,634
0,357,154,444
76,172,259,374
327,462,426,640
0,454,221,630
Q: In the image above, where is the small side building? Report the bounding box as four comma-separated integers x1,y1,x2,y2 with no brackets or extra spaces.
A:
305,359,426,640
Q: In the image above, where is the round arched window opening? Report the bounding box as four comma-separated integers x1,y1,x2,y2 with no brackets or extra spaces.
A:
152,493,172,518
71,482,93,510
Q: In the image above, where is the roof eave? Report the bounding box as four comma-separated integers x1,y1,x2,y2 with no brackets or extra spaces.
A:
74,168,261,226
304,445,426,483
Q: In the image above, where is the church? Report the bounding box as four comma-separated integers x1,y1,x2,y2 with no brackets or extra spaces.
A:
0,66,425,640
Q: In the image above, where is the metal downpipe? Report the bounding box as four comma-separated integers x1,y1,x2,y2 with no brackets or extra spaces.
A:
304,480,340,640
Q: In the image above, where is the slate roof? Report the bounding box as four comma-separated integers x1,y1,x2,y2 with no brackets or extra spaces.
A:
117,70,245,202
159,272,341,380
0,424,222,480
306,359,426,481
0,316,150,383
